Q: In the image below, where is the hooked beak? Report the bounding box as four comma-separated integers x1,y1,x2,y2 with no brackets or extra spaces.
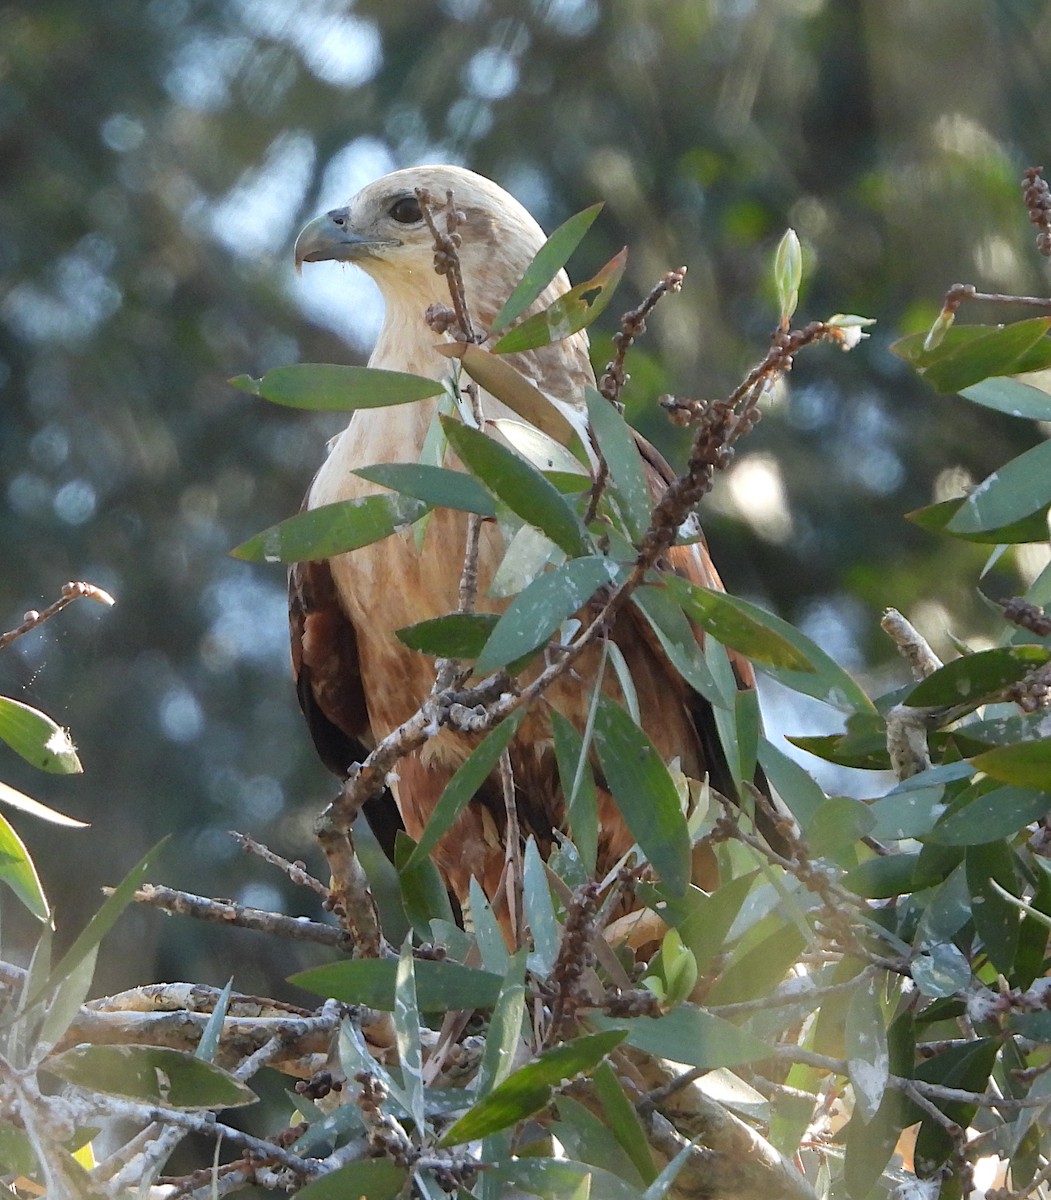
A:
293,208,400,274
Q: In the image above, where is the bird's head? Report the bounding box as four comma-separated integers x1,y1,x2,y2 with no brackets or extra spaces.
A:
293,164,558,328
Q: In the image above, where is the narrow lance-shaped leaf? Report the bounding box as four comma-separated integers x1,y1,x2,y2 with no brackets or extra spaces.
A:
946,437,1051,535
0,697,81,774
906,495,1050,545
904,645,1050,708
966,842,1019,975
585,387,652,543
0,810,49,921
929,784,1051,845
33,839,166,1006
552,708,599,875
592,1060,659,1186
232,495,429,563
492,202,604,333
477,949,527,1096
397,612,500,659
441,415,588,556
394,942,426,1133
355,462,497,517
395,832,457,939
891,318,1051,393
401,709,527,871
661,576,814,672
47,1044,256,1109
845,985,889,1124
230,363,443,410
491,248,629,355
291,957,505,1012
439,1029,627,1146
291,1160,408,1200
592,1005,769,1069
436,342,582,448
0,780,86,828
592,695,692,896
959,375,1051,420
475,556,622,677
523,837,560,976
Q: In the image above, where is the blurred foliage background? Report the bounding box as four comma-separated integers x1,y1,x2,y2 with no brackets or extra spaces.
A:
3,0,1051,996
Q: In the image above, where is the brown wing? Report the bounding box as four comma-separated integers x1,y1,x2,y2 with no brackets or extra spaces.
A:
289,556,403,857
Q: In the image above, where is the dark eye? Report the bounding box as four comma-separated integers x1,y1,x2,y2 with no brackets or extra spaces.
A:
388,196,422,224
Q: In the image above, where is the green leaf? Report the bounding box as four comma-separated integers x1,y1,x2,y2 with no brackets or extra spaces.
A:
651,872,761,973
396,612,500,659
40,840,165,1003
592,1060,658,1186
439,1029,626,1145
593,1005,768,1069
469,876,511,974
892,318,1051,393
291,957,505,1012
37,945,98,1052
47,1044,256,1108
927,784,1051,845
678,578,874,712
756,739,827,827
475,556,621,677
194,978,232,1063
493,419,589,477
523,838,560,976
773,228,802,324
631,584,722,705
440,343,581,447
946,437,1051,535
552,709,599,875
842,853,920,900
970,740,1051,789
808,795,875,860
230,363,443,410
959,375,1051,420
233,494,429,563
912,942,971,998
491,247,628,354
966,842,1019,973
491,202,604,333
477,950,527,1096
0,810,49,920
296,1160,408,1200
487,1158,640,1200
490,521,563,599
592,695,692,896
845,986,888,1123
0,696,81,774
787,712,890,771
904,645,1050,708
660,577,813,671
441,415,587,556
401,709,526,871
555,1096,644,1188
395,832,456,940
394,942,426,1133
0,780,86,828
705,922,808,1006
907,496,1051,544
912,1039,999,1174
355,462,497,516
586,387,652,543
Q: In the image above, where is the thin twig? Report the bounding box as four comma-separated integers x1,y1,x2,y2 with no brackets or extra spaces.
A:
111,883,353,951
0,580,115,651
229,831,328,898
